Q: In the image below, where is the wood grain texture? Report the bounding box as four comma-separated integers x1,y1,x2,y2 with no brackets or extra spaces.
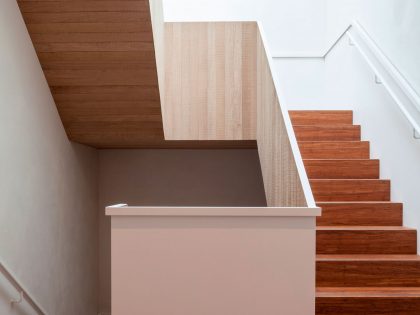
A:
294,125,361,141
17,0,165,147
289,110,353,125
163,22,308,205
317,288,420,315
316,202,403,226
255,30,306,207
317,227,417,255
310,179,390,202
304,159,380,179
83,140,257,150
317,287,420,297
163,22,257,140
317,255,420,287
291,110,420,313
17,1,149,13
299,141,370,159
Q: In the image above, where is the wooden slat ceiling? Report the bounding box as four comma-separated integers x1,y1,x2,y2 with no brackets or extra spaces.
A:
17,0,165,148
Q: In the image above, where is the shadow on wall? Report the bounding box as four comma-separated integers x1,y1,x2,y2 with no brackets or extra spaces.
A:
97,149,267,312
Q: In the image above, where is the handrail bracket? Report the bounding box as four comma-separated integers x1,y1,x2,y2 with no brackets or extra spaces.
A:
11,291,24,306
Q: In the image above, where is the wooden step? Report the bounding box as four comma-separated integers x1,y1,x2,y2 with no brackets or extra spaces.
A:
289,110,353,125
294,125,361,141
316,287,420,315
311,179,390,202
317,202,403,226
298,141,370,159
317,227,417,255
317,255,420,287
304,159,379,179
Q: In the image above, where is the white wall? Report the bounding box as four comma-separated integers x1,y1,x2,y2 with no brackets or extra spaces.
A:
326,0,420,95
273,59,327,106
0,1,98,314
162,0,326,53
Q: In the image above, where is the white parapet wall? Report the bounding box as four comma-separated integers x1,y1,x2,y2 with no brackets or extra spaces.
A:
107,205,320,315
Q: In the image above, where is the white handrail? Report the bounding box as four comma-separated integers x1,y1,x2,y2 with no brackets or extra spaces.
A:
272,24,351,59
347,21,420,138
0,259,47,314
273,20,420,138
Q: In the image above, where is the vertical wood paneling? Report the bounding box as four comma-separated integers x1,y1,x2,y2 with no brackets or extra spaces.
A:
256,31,307,207
163,21,308,207
163,22,258,140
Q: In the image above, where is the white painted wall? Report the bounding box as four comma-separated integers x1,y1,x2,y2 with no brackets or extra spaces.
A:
326,0,420,95
162,0,326,53
273,59,326,106
0,1,98,314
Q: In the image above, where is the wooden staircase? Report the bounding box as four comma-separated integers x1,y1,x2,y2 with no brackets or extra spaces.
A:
290,110,420,314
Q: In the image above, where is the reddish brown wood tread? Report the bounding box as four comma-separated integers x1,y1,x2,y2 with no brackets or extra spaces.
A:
298,141,370,159
317,287,420,297
294,125,361,141
291,110,419,314
304,159,380,179
289,110,353,125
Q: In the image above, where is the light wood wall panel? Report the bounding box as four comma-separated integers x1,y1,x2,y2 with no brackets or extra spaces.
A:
256,30,307,207
164,22,257,140
17,0,165,147
163,21,309,206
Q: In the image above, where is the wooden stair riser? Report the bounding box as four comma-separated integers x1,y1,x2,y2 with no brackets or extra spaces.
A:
311,180,391,202
289,110,353,125
316,296,420,315
317,229,417,255
294,125,361,141
317,259,420,287
317,203,403,226
305,159,380,179
298,141,370,159
290,110,420,314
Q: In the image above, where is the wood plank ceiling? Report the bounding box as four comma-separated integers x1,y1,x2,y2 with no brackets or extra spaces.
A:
17,0,165,148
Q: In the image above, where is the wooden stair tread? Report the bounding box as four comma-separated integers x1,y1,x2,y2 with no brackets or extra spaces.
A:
304,159,379,179
317,226,414,231
289,110,353,125
298,141,370,159
317,287,420,298
294,125,361,141
317,201,403,209
317,255,420,261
